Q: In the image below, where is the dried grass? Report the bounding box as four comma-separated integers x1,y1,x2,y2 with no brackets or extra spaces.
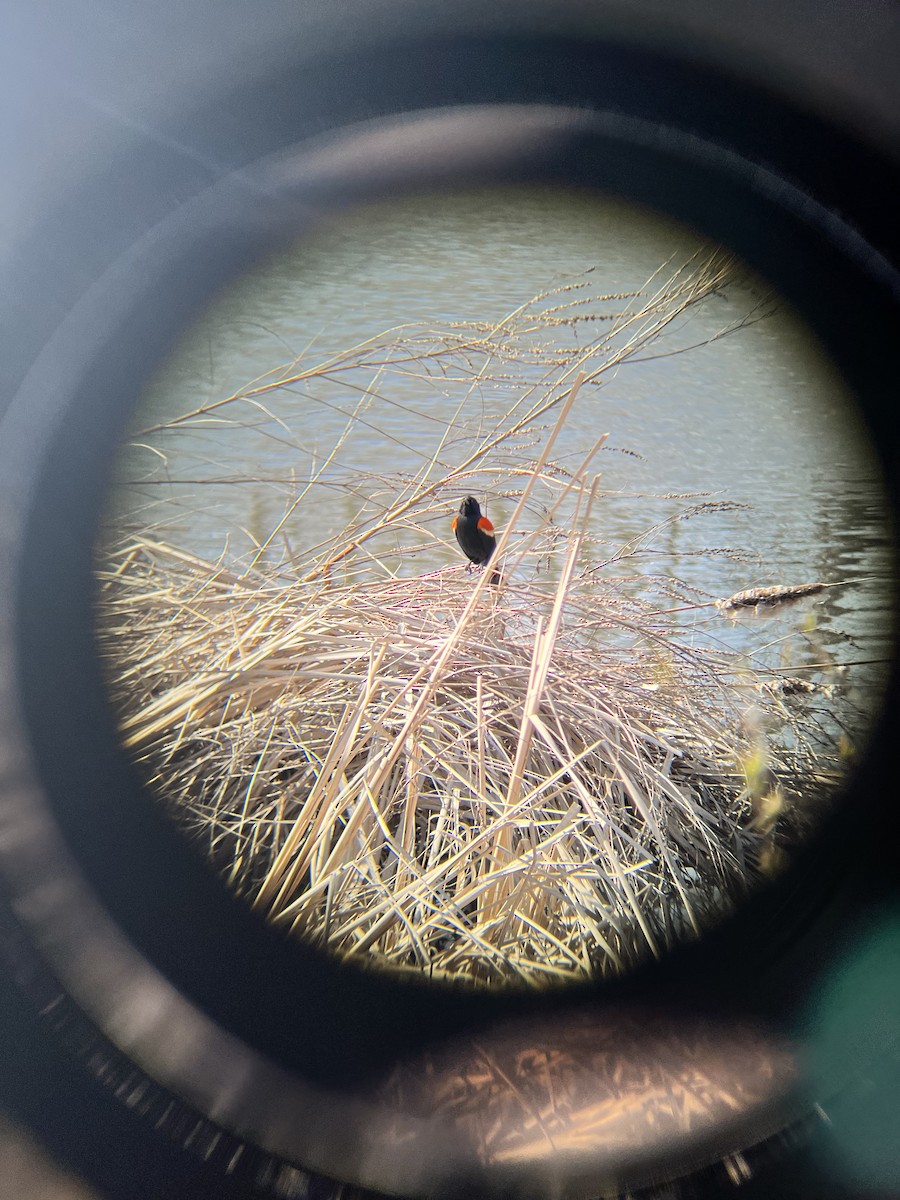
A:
98,520,838,986
95,254,845,987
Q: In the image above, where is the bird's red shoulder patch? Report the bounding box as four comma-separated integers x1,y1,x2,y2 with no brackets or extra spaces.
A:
477,516,495,535
451,516,458,533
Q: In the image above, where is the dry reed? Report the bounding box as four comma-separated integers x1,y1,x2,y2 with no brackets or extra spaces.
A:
95,254,847,987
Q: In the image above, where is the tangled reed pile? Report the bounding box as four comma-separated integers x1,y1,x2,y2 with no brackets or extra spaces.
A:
97,527,828,987
96,253,841,986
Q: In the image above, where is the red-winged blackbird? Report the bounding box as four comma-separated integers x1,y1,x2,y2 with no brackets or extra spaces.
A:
452,496,501,583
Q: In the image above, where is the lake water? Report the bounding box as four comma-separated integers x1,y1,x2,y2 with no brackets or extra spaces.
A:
109,186,895,722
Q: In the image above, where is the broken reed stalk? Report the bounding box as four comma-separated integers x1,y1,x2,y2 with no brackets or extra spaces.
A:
715,583,825,612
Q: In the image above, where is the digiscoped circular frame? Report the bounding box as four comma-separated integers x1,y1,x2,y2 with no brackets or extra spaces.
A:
1,28,899,1200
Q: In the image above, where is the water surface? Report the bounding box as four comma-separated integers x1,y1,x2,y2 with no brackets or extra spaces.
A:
111,187,894,711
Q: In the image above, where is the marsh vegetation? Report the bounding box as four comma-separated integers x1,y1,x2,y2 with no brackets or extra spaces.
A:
97,252,876,986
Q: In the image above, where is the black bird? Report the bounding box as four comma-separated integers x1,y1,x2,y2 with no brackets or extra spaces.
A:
452,496,501,583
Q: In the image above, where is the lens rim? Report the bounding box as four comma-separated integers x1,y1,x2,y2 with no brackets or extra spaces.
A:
1,30,898,1195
